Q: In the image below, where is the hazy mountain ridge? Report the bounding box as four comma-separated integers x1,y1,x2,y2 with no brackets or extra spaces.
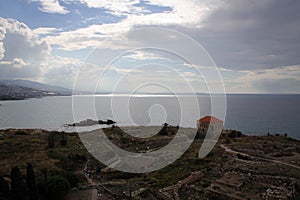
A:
0,79,72,100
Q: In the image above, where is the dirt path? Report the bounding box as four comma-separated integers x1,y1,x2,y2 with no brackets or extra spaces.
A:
82,159,98,187
220,144,300,170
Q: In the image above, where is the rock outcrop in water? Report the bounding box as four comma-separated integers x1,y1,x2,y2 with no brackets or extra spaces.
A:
66,119,116,127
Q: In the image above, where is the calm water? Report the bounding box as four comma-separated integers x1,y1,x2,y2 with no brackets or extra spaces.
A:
0,94,299,139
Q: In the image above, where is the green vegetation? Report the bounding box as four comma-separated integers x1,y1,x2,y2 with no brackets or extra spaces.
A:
144,141,207,188
0,129,88,199
0,163,76,200
158,123,178,136
60,171,78,188
0,127,299,199
0,176,9,199
10,167,28,200
26,163,39,200
42,175,70,199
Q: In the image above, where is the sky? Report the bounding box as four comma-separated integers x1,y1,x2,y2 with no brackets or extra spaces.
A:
0,0,299,93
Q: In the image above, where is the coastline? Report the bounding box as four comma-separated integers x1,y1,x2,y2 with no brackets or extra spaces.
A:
0,126,299,141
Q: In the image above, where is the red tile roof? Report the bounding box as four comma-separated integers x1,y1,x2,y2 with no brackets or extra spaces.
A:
199,116,223,123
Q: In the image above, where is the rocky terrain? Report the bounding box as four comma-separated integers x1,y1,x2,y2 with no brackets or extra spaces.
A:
0,127,299,199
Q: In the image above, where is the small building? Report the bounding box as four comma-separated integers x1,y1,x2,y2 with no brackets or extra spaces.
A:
197,116,223,137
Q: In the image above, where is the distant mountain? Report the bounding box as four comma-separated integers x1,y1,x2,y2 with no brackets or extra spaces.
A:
0,79,72,100
0,79,72,93
94,91,207,95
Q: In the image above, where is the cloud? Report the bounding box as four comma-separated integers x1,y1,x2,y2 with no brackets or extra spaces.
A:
76,0,145,16
223,65,300,93
0,26,5,60
0,17,51,78
3,1,299,93
41,0,219,51
40,56,81,88
33,0,300,72
183,0,300,70
29,0,69,14
74,0,218,24
0,17,86,87
43,22,131,50
122,50,171,61
33,27,62,35
12,58,28,69
143,0,219,26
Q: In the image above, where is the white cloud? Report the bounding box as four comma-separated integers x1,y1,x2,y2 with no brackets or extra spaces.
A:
223,65,300,93
123,50,164,61
77,0,145,16
42,0,220,51
75,0,218,23
0,58,28,69
0,44,4,61
5,1,298,94
43,24,116,50
234,65,300,83
143,0,219,26
33,27,62,35
40,56,81,88
29,0,69,14
0,24,6,60
0,17,51,78
0,17,83,87
12,58,28,69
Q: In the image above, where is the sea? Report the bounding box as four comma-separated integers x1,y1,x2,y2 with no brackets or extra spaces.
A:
0,94,299,139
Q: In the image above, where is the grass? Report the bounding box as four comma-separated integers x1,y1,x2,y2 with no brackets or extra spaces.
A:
0,129,89,182
1,127,299,199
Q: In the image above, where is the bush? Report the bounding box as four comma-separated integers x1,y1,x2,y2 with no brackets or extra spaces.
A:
68,153,87,162
60,138,67,147
43,175,70,199
15,130,29,135
202,179,211,187
47,133,55,149
0,176,9,199
60,171,78,188
158,124,168,136
225,138,231,144
10,167,28,200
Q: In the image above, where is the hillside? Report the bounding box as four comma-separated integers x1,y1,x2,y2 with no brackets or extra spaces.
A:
0,127,299,199
0,79,72,100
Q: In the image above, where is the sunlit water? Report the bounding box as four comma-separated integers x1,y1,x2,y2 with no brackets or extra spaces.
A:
0,94,299,139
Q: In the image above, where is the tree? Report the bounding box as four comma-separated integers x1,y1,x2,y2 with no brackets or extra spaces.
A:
158,123,168,136
43,176,70,199
60,132,67,147
26,164,39,200
10,167,28,200
95,165,102,175
60,138,67,147
40,168,48,182
0,176,9,199
61,171,78,188
47,133,55,149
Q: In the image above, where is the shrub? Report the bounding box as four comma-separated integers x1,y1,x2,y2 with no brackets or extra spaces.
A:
225,138,231,144
60,171,78,188
10,167,28,200
43,175,70,199
60,138,67,147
